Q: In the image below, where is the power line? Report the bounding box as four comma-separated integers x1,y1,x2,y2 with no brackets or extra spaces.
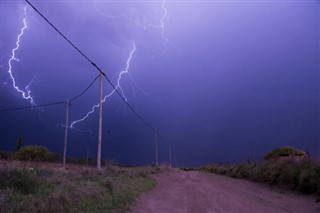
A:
70,74,99,102
25,0,105,76
0,101,64,112
25,0,155,131
0,74,99,112
25,0,171,149
157,132,169,146
108,84,155,130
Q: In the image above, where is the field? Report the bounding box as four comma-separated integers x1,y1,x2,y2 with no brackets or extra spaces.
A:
0,160,159,213
1,160,320,213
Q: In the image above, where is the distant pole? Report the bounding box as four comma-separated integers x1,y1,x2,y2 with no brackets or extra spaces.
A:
251,142,254,163
306,148,311,162
174,150,177,168
154,129,158,167
63,100,69,168
174,152,178,168
97,72,103,172
86,148,89,167
169,145,172,168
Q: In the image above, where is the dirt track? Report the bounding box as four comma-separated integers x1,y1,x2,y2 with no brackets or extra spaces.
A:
130,169,319,213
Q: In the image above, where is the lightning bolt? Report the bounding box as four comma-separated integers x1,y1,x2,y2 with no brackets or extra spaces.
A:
70,1,167,129
144,0,169,58
8,6,35,105
70,43,136,129
93,0,126,20
159,0,169,55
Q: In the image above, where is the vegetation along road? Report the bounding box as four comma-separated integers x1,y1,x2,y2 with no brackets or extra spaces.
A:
130,169,319,213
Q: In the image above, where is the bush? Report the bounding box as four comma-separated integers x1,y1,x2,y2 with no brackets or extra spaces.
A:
12,145,55,162
201,161,320,196
46,152,63,163
16,137,23,152
298,166,320,193
264,146,305,160
0,150,13,160
0,167,38,194
66,156,97,166
0,163,158,212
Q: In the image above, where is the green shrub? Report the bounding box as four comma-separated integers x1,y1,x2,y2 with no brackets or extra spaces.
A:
264,146,305,160
46,152,63,163
0,167,38,194
0,150,13,160
298,166,320,193
16,137,23,152
0,164,158,212
12,145,54,162
201,161,320,195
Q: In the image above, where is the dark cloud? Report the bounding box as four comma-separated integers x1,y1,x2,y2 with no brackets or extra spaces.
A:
0,1,319,167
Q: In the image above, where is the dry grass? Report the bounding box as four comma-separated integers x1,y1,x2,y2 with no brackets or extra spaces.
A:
0,160,158,212
200,160,320,199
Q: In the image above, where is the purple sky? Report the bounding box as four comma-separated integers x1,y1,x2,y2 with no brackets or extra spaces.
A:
0,0,319,167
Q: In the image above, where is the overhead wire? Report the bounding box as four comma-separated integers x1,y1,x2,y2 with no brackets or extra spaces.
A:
157,132,174,166
0,74,100,112
25,0,156,132
157,132,169,146
25,0,105,76
4,1,173,165
70,74,100,102
25,0,172,155
0,101,64,112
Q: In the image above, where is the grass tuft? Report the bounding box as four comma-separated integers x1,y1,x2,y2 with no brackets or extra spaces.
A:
0,162,157,212
200,161,320,198
0,167,38,194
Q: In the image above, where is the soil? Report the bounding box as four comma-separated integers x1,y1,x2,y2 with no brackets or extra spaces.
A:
130,169,319,213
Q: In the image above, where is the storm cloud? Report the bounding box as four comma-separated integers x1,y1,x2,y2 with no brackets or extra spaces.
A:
0,0,319,167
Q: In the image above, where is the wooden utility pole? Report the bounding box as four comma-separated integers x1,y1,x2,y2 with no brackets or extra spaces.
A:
306,148,311,162
250,142,254,163
169,144,172,168
154,129,158,167
63,100,69,168
97,72,103,172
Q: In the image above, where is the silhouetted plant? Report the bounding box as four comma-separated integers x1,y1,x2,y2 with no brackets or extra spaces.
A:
0,150,13,160
0,167,38,194
201,161,320,197
16,137,23,152
264,146,305,160
12,145,54,162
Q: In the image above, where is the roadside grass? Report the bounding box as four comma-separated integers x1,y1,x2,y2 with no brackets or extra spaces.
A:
199,161,320,199
0,161,157,212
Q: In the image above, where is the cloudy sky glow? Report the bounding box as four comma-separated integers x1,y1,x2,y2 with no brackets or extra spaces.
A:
0,0,319,167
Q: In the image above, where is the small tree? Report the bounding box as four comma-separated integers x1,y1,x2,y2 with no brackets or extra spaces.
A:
12,145,54,162
16,137,23,152
264,146,305,161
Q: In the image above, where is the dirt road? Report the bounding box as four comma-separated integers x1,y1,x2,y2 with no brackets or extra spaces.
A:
130,169,319,213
